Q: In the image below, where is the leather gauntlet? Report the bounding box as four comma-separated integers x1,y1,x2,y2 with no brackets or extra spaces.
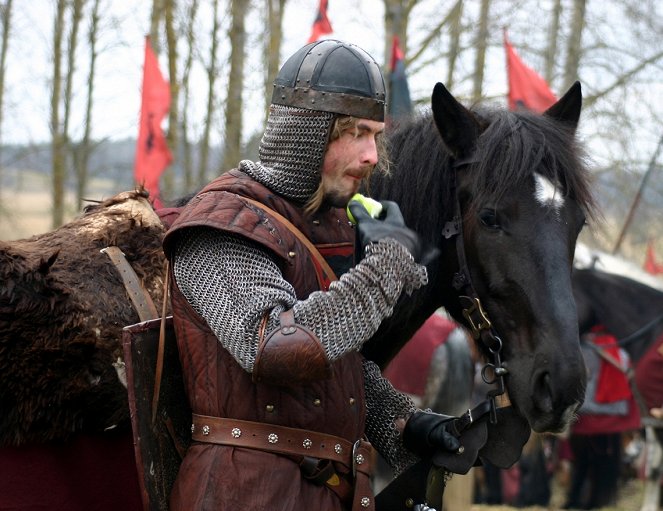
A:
253,309,331,386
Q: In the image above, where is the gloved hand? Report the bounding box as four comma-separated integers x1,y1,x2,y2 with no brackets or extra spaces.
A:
348,199,424,262
402,410,462,458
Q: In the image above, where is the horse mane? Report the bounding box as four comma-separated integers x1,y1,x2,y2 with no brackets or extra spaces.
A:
471,107,594,212
375,105,597,244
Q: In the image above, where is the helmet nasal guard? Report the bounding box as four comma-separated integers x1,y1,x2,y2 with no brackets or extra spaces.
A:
271,39,386,122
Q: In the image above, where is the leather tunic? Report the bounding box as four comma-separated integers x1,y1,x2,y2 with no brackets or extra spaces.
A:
163,170,365,510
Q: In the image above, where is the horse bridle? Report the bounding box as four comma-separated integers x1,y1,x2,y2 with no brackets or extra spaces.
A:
441,159,509,432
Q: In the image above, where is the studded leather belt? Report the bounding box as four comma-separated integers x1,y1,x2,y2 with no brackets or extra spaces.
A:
191,414,356,462
190,414,376,510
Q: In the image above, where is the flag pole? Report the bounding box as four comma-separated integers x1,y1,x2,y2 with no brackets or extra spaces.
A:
612,132,663,255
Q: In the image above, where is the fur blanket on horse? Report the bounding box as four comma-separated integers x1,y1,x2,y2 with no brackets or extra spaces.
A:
0,190,166,446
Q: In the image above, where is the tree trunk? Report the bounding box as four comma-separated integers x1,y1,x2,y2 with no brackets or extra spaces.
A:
64,0,84,207
150,0,163,51
0,0,13,194
562,0,586,91
63,0,84,144
199,0,219,186
180,0,199,192
445,0,463,90
544,0,562,85
221,0,248,173
163,0,178,199
51,0,66,227
471,0,491,103
75,0,99,209
264,0,286,123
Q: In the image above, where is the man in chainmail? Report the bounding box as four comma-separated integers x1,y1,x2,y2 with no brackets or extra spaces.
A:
162,40,461,511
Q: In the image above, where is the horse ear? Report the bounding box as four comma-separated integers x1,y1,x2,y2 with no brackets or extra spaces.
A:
544,81,582,131
431,82,480,158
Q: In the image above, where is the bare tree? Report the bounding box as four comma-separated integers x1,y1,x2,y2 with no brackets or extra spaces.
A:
63,0,85,206
264,0,286,122
221,0,249,173
179,0,199,192
0,0,13,193
544,0,562,84
74,0,100,209
150,0,164,49
562,0,586,91
199,0,220,186
445,0,463,90
471,0,491,103
163,0,178,199
50,0,66,227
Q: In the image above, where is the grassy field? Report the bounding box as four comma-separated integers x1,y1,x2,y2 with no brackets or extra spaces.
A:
0,172,120,240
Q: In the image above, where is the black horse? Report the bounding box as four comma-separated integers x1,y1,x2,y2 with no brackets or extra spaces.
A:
574,266,663,367
366,81,595,437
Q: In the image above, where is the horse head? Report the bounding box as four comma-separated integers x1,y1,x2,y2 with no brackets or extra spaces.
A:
432,82,593,433
365,82,595,436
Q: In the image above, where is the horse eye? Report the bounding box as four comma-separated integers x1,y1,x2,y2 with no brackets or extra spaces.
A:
479,209,500,229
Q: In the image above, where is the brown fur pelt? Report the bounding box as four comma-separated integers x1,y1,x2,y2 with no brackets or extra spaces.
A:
0,190,167,446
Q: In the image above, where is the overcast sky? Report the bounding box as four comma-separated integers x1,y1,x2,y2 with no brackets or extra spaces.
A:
2,1,385,145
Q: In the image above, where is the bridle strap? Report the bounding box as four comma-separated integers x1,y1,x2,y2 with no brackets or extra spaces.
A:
443,163,508,423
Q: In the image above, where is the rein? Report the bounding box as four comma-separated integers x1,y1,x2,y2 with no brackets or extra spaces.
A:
441,160,509,432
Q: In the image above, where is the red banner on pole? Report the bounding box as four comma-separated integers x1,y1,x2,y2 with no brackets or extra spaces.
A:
644,241,663,275
134,36,172,209
307,0,332,43
504,31,556,113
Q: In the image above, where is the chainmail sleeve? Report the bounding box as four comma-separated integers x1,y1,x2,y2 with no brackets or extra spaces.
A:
363,358,419,476
172,226,427,371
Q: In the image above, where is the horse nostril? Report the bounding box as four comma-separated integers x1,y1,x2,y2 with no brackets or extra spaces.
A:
533,371,554,413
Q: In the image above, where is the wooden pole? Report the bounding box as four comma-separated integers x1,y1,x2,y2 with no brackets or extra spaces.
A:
612,132,663,255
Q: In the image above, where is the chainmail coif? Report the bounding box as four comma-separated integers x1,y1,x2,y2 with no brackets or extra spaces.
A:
240,105,335,203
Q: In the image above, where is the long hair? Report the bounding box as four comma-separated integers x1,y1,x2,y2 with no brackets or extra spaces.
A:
304,115,389,215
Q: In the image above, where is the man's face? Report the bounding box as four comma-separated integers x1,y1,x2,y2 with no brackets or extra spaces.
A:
320,118,385,208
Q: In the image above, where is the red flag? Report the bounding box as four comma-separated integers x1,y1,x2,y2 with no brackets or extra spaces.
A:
504,31,556,113
387,36,412,120
307,0,332,43
644,241,663,275
134,36,172,209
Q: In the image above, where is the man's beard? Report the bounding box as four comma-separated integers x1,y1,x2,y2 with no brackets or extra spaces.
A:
322,188,351,209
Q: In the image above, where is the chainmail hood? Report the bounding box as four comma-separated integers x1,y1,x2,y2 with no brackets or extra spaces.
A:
240,105,335,204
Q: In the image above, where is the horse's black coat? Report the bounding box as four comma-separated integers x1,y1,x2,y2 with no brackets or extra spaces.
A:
364,82,596,434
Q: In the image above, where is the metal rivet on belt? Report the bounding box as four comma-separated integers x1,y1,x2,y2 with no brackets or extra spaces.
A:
191,424,195,433
349,397,355,405
303,438,312,449
313,398,321,406
355,453,365,465
231,428,242,438
360,496,370,507
457,445,465,454
268,433,278,444
288,251,296,258
265,404,274,412
202,425,210,436
334,444,342,454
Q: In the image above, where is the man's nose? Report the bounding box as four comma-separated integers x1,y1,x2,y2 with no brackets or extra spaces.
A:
361,138,379,166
